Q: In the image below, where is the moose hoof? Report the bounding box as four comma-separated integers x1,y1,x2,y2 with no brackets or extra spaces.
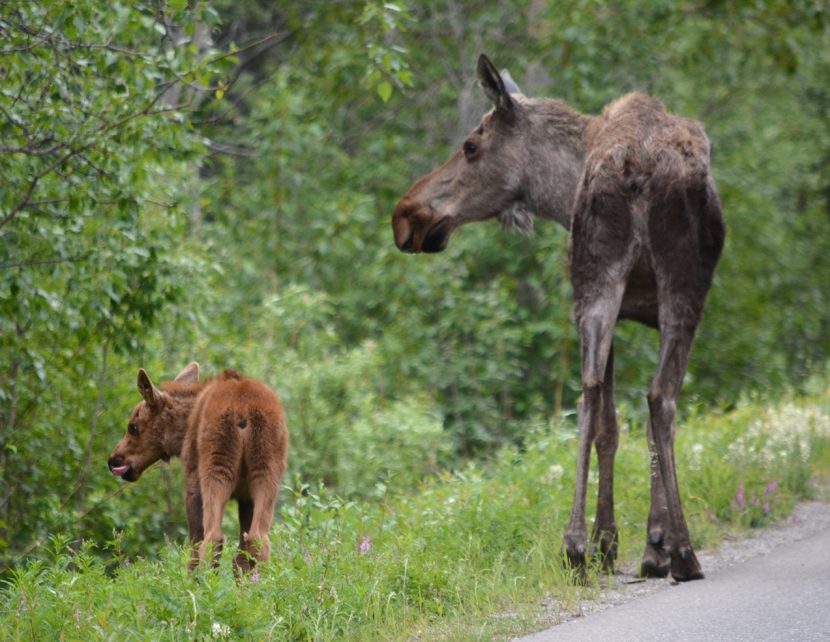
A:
640,531,670,578
640,549,670,578
233,551,256,575
562,536,588,581
199,537,225,568
670,547,704,582
590,529,619,572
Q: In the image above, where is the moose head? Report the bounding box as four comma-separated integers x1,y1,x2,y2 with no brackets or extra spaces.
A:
107,363,200,482
391,55,535,253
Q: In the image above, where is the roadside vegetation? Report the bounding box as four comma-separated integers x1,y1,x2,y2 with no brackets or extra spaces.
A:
2,380,829,640
2,1,830,639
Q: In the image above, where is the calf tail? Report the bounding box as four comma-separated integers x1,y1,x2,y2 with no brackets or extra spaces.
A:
219,407,248,430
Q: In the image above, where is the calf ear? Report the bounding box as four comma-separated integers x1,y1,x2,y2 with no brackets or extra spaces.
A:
477,54,516,120
174,362,200,384
137,369,163,411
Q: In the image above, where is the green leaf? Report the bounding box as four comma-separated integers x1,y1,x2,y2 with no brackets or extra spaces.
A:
377,80,393,102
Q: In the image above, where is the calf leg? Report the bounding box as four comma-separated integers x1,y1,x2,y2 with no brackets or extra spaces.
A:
590,344,619,571
199,478,234,567
242,478,278,567
234,498,255,574
185,480,204,572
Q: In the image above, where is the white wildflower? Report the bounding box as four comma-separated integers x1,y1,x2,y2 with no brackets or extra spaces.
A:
211,622,231,639
688,443,705,469
732,403,830,464
543,464,564,485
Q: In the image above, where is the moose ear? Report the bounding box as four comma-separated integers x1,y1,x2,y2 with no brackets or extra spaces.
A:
174,362,200,384
477,54,516,119
136,368,163,411
499,69,522,96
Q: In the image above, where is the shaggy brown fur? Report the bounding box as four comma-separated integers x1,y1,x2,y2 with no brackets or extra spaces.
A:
392,55,725,581
107,363,288,572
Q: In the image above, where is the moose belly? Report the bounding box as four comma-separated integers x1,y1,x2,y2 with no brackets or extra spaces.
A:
619,257,659,327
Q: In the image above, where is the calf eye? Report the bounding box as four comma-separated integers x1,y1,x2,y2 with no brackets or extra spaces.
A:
128,423,139,436
463,141,478,157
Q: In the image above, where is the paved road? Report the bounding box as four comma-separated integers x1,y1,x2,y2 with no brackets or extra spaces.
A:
521,525,830,641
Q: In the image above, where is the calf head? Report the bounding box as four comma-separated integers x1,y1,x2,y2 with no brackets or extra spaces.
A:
392,54,529,253
107,363,199,482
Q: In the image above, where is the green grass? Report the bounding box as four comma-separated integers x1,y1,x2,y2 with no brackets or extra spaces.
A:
2,388,829,640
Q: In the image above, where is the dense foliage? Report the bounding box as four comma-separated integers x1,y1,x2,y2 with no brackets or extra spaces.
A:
1,0,829,574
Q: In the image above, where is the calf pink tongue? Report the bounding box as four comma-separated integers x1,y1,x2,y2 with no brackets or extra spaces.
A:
111,465,130,476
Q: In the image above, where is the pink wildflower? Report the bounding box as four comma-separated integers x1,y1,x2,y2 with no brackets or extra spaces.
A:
358,536,372,555
764,501,771,514
764,479,778,497
734,484,745,509
250,571,260,583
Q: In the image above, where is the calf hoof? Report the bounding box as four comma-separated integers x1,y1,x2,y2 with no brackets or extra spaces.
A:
670,546,704,582
199,537,225,568
640,530,670,578
233,551,256,575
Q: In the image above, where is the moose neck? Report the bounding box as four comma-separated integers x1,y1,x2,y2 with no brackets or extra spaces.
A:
518,98,595,230
159,381,204,458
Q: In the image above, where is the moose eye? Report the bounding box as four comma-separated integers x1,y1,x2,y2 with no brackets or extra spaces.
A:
128,423,139,436
463,141,478,157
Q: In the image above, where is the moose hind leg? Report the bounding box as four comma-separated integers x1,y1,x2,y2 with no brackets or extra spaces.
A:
647,318,703,581
563,300,622,576
199,478,234,567
243,478,278,568
234,497,255,574
185,481,204,572
640,415,671,578
590,344,619,572
565,172,637,578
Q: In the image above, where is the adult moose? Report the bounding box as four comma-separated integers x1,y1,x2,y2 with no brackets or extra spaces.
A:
108,363,288,573
392,55,724,581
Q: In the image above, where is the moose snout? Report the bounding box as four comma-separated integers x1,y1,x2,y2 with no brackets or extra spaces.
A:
108,454,134,481
392,202,418,253
392,199,451,254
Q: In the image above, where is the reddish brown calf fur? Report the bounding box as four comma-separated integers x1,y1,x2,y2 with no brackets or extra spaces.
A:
107,362,288,572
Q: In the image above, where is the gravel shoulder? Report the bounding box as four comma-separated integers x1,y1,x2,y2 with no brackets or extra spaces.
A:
521,494,830,636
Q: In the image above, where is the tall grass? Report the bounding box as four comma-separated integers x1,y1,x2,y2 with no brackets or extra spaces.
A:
2,387,829,640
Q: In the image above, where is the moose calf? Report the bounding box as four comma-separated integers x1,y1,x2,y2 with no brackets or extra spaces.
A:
107,363,288,572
